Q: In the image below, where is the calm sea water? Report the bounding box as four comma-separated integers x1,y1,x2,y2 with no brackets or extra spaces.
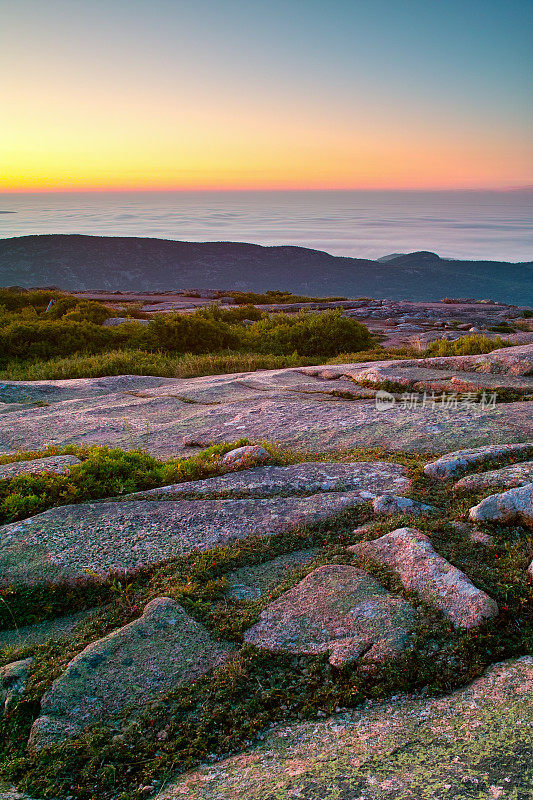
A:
0,190,531,262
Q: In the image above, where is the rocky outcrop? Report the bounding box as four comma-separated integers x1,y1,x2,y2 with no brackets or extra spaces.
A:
454,460,533,492
243,565,416,668
124,461,411,501
341,343,533,394
0,356,531,458
0,455,81,479
0,658,33,719
155,657,533,800
0,609,96,653
28,598,235,752
0,493,368,588
420,342,533,376
469,483,533,528
102,317,149,326
220,445,270,471
371,494,437,517
349,528,498,628
424,442,533,480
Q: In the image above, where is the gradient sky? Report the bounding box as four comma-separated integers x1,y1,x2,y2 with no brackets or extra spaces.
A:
2,0,532,191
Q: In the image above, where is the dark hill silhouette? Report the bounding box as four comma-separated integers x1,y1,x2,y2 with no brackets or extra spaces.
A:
0,235,531,303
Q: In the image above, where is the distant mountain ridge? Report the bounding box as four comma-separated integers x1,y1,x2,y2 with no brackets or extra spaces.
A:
0,234,531,303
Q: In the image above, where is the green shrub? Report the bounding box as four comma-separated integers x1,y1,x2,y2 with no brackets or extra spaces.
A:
243,310,373,356
0,288,64,312
47,297,112,324
0,319,117,363
424,334,510,357
226,290,347,305
198,304,263,323
0,442,254,526
141,312,239,353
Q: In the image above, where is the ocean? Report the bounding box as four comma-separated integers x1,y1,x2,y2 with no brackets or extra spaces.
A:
0,190,531,262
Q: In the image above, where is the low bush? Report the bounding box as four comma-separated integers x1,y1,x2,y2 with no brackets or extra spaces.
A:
46,297,112,324
243,310,373,356
0,319,119,363
225,290,347,305
0,350,315,380
197,304,263,323
140,312,239,352
0,441,255,527
0,288,64,312
423,334,510,357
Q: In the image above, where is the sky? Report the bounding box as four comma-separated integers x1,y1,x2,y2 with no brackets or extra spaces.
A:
1,0,532,192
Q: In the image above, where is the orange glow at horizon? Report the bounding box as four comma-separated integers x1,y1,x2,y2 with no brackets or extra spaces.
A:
3,108,531,192
2,74,531,193
2,1,532,194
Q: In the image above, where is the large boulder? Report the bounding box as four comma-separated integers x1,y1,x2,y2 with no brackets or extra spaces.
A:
243,565,416,668
469,483,533,528
220,445,271,471
154,657,533,800
28,598,235,752
0,492,367,588
349,528,498,628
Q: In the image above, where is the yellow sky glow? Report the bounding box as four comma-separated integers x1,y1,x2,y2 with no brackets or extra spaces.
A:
2,71,532,192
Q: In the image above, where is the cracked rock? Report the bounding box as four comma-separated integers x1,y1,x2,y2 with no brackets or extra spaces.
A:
243,564,416,667
424,443,533,480
349,528,498,628
123,461,411,502
0,492,367,588
454,461,533,493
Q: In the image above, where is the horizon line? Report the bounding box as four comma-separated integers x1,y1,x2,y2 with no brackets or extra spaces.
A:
1,185,532,195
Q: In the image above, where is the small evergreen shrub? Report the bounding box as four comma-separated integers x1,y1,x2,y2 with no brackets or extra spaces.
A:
243,310,373,356
423,334,510,357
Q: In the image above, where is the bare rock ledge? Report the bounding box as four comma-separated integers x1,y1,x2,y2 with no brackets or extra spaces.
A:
154,657,533,800
28,598,235,752
349,528,498,628
0,455,81,479
424,442,533,480
243,564,416,668
454,460,533,493
0,493,367,588
123,461,411,501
